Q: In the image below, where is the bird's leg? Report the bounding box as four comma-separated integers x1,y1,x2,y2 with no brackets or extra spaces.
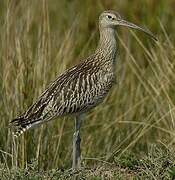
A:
72,115,82,170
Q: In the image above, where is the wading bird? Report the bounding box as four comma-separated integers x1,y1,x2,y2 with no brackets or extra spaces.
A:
10,10,157,170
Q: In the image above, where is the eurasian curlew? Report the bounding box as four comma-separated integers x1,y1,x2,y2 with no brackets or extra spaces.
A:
10,10,157,170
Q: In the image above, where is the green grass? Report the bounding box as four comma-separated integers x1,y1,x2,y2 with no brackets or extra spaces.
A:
1,145,175,179
0,0,175,179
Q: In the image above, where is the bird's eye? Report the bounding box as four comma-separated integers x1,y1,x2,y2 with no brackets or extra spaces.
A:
107,15,112,19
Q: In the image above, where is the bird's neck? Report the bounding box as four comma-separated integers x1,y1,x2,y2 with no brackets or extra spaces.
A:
95,27,117,62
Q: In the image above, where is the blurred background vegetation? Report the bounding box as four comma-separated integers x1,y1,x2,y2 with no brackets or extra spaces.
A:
0,0,175,172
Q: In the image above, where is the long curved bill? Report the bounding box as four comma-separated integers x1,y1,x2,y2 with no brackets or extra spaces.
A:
118,19,157,41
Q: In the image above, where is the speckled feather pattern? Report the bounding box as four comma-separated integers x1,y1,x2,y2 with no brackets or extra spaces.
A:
10,18,117,137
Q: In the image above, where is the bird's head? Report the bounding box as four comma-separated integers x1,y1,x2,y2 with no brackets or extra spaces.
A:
99,10,157,41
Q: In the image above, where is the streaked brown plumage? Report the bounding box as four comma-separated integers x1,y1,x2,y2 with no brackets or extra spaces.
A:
11,44,116,135
10,10,156,169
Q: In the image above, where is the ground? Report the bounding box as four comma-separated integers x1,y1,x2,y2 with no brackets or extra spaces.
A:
1,146,175,180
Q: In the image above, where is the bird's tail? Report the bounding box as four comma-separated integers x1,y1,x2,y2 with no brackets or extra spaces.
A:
10,116,41,137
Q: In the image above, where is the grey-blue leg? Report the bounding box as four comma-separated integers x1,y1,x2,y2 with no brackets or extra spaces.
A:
72,115,82,170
